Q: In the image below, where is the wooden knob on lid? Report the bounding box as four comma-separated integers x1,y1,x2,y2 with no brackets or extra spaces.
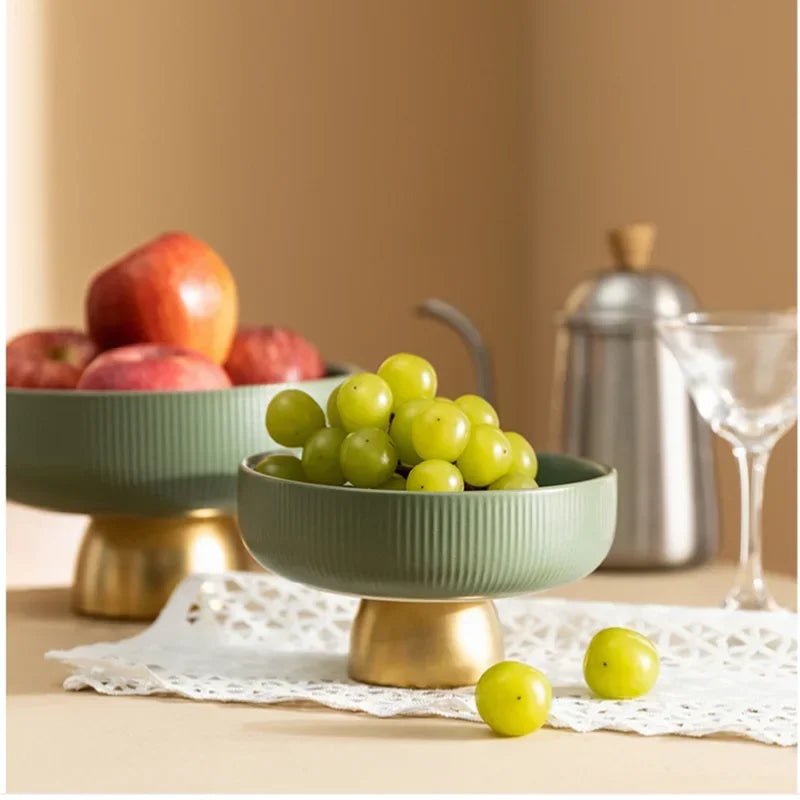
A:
608,222,657,270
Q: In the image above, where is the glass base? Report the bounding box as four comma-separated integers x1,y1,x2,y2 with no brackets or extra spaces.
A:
723,584,782,612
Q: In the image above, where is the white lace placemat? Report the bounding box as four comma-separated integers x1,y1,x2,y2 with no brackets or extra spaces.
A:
47,572,796,746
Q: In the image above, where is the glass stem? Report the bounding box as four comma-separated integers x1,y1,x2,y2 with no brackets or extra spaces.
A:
732,446,771,598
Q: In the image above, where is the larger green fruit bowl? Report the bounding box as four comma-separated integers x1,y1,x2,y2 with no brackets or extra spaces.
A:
6,366,352,620
7,367,351,516
238,452,617,600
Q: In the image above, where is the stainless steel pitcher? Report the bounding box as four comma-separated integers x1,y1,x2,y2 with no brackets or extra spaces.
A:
551,223,718,568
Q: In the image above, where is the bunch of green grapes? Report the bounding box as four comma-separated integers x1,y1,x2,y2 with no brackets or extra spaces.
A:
255,352,540,492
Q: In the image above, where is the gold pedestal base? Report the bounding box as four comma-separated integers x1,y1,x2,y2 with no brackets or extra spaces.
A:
72,511,251,621
348,599,505,688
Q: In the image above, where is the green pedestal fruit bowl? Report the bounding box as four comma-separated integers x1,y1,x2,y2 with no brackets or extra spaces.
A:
238,450,616,688
6,366,352,620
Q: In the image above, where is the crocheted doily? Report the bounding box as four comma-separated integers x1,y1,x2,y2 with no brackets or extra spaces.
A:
47,572,796,745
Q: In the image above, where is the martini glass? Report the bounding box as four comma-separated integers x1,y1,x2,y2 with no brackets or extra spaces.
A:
656,311,797,611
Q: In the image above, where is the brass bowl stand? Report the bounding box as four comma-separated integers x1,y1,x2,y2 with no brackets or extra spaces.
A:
348,598,505,688
72,510,252,620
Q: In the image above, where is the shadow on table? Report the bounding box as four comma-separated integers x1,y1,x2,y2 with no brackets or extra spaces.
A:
7,588,144,696
240,712,493,741
8,588,76,621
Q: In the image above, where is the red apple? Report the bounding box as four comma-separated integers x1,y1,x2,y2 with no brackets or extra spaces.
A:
86,232,238,364
7,328,99,389
76,344,232,391
223,325,326,385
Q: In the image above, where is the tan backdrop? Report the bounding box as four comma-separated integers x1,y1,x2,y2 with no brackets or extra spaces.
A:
7,0,796,585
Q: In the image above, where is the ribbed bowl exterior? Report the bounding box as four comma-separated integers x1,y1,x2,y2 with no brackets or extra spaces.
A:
7,369,349,516
238,453,617,599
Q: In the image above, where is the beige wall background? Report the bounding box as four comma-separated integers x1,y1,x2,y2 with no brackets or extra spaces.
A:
7,0,796,586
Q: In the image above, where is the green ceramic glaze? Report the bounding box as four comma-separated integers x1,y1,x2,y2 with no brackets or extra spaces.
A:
238,452,617,600
6,367,351,516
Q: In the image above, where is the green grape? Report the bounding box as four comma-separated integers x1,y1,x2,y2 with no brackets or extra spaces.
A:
583,628,660,700
339,427,398,488
301,427,347,485
475,661,552,737
336,373,393,432
411,400,471,462
406,460,465,492
456,425,512,487
389,398,434,466
253,453,305,482
326,384,343,427
489,472,538,490
265,389,325,447
455,394,500,428
377,353,437,409
378,473,407,491
504,432,538,480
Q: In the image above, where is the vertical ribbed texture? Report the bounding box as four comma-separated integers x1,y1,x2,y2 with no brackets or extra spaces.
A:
7,375,344,515
238,453,617,599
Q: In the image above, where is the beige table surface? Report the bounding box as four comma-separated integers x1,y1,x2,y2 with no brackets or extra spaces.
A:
7,563,797,794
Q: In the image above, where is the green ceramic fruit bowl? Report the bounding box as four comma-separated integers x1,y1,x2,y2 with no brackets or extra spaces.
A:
237,452,617,600
7,366,351,516
6,366,354,621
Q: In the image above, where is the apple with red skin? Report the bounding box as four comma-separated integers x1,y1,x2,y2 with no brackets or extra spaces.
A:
77,344,232,391
6,328,99,389
86,232,238,364
223,325,326,385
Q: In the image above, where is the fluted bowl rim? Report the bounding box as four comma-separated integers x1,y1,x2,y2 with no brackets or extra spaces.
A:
240,450,615,497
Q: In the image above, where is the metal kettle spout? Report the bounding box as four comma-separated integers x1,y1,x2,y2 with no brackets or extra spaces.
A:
415,298,494,403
